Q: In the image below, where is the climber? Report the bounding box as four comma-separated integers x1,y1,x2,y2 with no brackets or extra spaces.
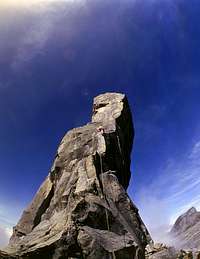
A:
97,126,104,134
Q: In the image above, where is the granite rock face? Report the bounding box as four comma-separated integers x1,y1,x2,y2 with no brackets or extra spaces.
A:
170,207,200,250
1,93,151,258
144,206,200,259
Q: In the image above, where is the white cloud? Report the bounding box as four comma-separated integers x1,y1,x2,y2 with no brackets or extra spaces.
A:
0,0,73,8
0,226,12,248
134,141,200,243
10,2,61,71
189,140,200,160
0,0,87,71
135,189,172,244
0,202,22,248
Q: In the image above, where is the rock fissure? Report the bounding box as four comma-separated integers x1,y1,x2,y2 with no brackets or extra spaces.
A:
33,185,54,230
98,152,116,259
1,93,151,259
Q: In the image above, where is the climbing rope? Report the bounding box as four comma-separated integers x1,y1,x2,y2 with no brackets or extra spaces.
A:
99,152,116,259
116,124,125,166
116,134,125,166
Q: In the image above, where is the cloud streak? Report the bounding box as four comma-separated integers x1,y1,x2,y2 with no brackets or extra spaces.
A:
189,140,200,160
0,209,13,248
0,226,12,248
0,202,23,248
134,139,200,243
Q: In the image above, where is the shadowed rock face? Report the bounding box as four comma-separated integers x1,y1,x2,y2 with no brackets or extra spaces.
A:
1,93,151,258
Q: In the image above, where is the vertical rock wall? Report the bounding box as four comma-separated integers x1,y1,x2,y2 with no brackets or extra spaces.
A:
2,93,151,259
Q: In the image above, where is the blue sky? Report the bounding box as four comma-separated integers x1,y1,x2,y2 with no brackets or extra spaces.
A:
0,0,200,246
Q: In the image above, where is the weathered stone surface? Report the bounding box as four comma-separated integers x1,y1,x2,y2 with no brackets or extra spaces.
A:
145,244,200,259
148,248,177,259
146,247,200,259
0,250,15,258
144,239,200,259
145,243,178,259
170,207,200,250
1,93,151,258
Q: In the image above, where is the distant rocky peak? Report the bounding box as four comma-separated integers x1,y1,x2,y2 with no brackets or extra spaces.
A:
185,207,197,215
171,207,200,236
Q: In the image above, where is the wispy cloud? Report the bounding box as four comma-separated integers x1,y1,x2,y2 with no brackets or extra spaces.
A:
0,207,14,248
189,140,200,160
134,140,200,243
0,202,23,248
10,2,62,71
0,0,86,72
0,226,11,248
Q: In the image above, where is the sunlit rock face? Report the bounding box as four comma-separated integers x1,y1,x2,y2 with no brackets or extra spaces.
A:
170,207,200,250
144,207,200,259
1,93,151,258
145,243,178,259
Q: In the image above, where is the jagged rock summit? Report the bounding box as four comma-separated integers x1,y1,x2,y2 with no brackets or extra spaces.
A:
170,207,200,250
1,93,151,259
171,207,200,236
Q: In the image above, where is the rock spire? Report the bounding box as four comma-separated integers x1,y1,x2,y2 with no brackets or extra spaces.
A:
1,93,151,258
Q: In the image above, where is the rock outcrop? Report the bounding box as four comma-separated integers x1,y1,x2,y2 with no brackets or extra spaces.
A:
170,207,200,250
145,243,178,259
1,93,151,258
144,206,200,259
145,244,200,259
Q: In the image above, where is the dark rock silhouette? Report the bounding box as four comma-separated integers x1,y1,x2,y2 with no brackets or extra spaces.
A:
1,93,151,258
